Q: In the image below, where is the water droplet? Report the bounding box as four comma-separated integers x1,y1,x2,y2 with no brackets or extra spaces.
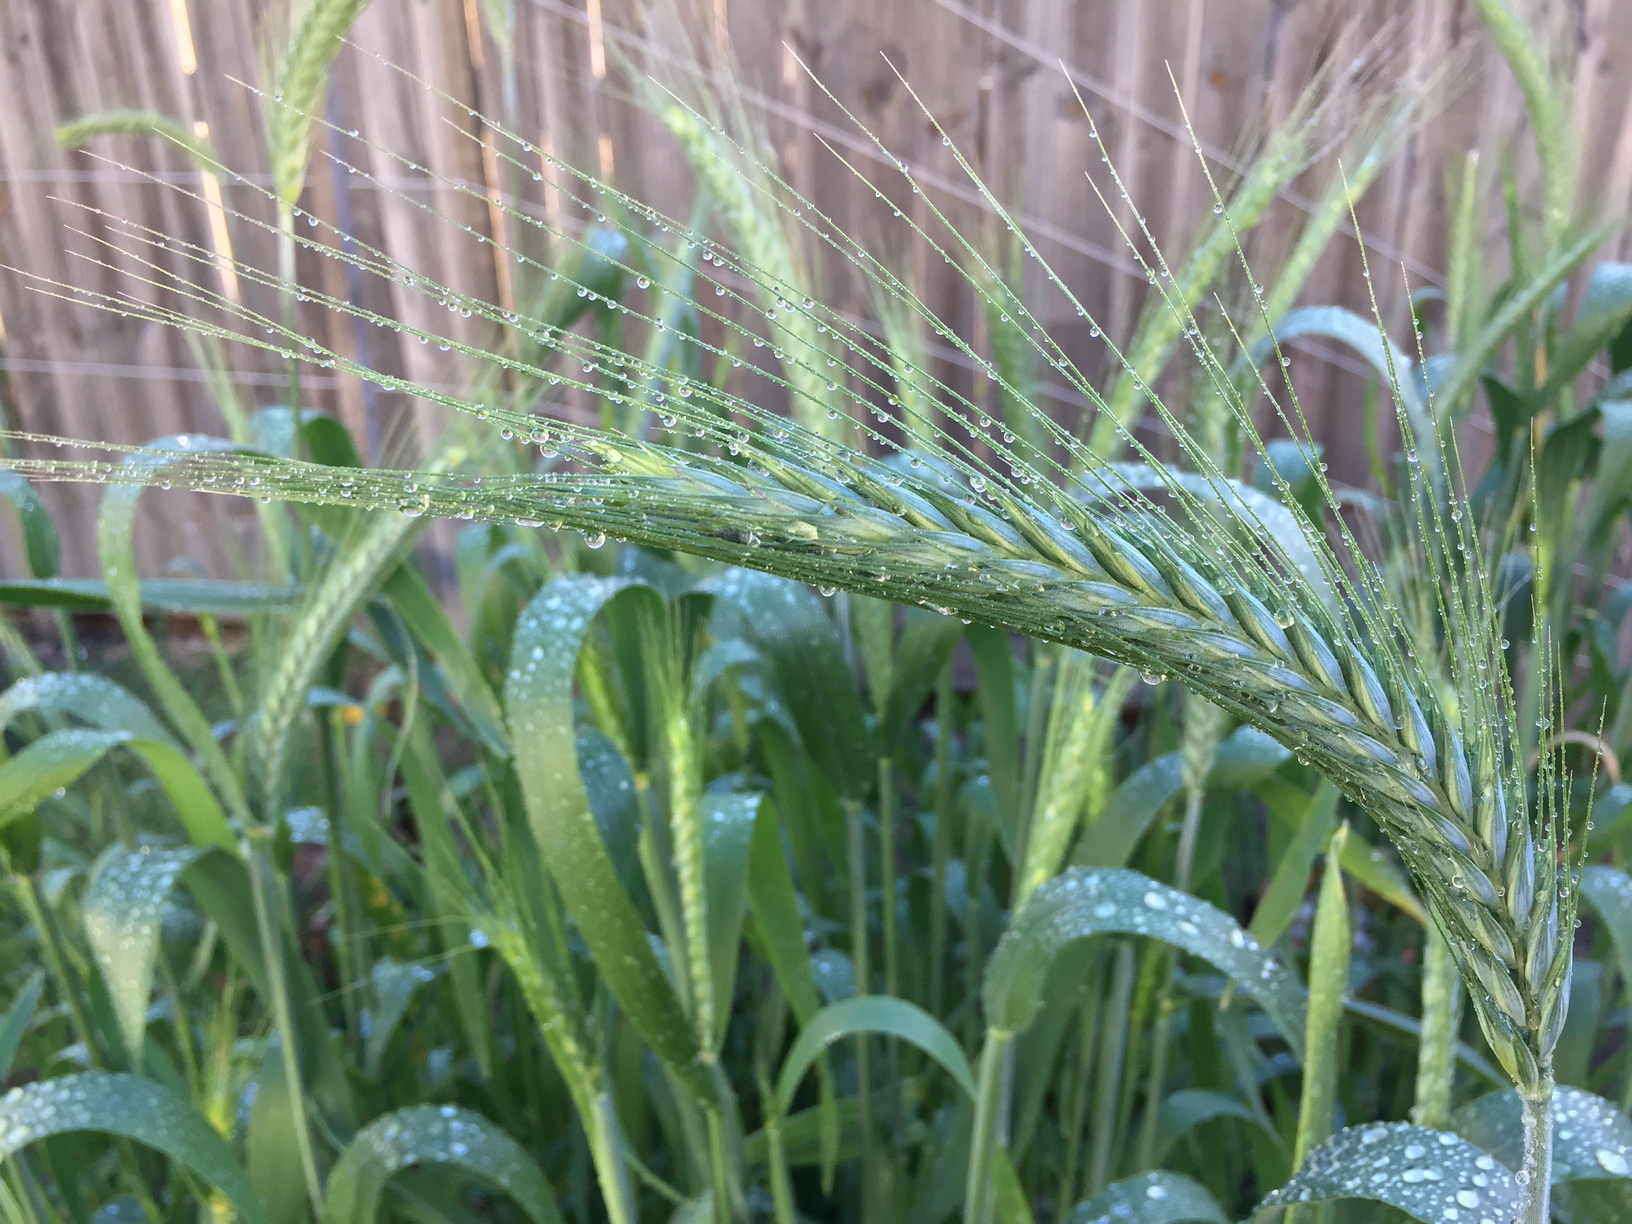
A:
1597,1149,1630,1176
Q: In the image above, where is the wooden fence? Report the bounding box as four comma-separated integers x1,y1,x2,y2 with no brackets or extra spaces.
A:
2,0,1631,582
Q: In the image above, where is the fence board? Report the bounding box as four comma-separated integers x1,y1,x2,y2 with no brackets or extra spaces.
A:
1,0,1629,582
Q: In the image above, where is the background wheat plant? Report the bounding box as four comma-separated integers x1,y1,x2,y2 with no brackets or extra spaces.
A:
1,3,1631,1224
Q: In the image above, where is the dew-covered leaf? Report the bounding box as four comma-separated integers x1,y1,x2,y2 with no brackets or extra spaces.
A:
1252,1121,1516,1224
1450,1085,1632,1184
505,576,705,1092
577,727,641,896
0,674,172,746
1581,866,1632,1000
322,1104,562,1224
81,845,209,1059
0,1073,264,1224
984,868,1306,1055
774,996,976,1114
1065,1171,1227,1224
0,725,232,851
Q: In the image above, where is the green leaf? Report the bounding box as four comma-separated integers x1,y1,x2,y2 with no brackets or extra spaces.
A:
0,1073,265,1224
0,472,60,579
1583,400,1632,555
745,796,839,1175
1535,263,1632,403
968,626,1020,852
1150,1089,1278,1164
1076,728,1290,869
1074,755,1182,869
983,868,1306,1056
97,436,251,824
0,673,176,748
81,846,209,1059
1249,781,1339,948
1253,1122,1516,1222
505,576,706,1093
1582,864,1632,999
0,579,300,614
0,728,233,850
246,1042,308,1224
381,565,509,758
1450,1085,1632,1184
774,996,976,1114
707,571,872,802
1064,1172,1227,1224
322,1105,562,1224
1438,223,1615,412
363,959,436,1078
701,790,760,1049
0,972,43,1081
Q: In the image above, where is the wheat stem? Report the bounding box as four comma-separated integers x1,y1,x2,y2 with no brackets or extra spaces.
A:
1516,1081,1554,1224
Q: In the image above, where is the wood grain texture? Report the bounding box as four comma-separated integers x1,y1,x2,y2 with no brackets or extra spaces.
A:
0,0,1628,580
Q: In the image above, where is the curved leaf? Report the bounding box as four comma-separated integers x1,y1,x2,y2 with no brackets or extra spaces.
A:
0,1073,264,1224
1450,1085,1632,1184
706,570,871,802
1076,728,1289,869
97,436,250,824
1151,1089,1277,1164
0,673,175,747
505,576,706,1093
322,1105,561,1224
82,846,209,1058
0,578,300,614
1066,1172,1226,1224
1582,866,1632,1000
1253,1122,1516,1223
775,996,976,1114
363,959,436,1078
983,868,1306,1055
0,728,232,850
0,471,60,578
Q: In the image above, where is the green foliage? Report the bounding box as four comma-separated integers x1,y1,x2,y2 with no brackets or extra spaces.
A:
3,6,1632,1224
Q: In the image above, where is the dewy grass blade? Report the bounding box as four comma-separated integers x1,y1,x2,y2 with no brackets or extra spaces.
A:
322,1105,564,1224
0,1073,267,1224
80,847,209,1061
986,869,1307,1054
504,576,708,1092
1254,1122,1517,1224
